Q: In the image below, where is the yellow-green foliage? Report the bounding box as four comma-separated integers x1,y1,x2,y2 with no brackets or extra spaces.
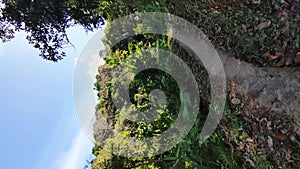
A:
91,16,244,169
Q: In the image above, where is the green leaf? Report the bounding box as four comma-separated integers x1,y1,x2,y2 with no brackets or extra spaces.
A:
163,157,177,161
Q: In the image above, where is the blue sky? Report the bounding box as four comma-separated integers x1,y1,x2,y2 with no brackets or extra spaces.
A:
0,26,104,169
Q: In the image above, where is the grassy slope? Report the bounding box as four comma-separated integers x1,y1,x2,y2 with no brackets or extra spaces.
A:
91,1,300,168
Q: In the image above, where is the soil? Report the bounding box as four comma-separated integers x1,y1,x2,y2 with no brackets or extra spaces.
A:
219,49,300,168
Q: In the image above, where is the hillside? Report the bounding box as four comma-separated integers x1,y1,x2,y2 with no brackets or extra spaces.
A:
90,1,300,168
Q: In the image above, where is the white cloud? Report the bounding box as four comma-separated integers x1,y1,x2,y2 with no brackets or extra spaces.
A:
58,130,94,169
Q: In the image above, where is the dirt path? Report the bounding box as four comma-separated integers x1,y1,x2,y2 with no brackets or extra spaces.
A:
219,49,300,144
220,50,299,121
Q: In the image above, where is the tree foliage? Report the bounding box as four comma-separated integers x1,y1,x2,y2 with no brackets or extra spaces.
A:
1,0,299,65
0,0,105,61
91,21,243,168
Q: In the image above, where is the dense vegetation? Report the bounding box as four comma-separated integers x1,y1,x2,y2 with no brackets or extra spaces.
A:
1,0,299,169
1,0,299,65
91,0,300,168
92,26,242,168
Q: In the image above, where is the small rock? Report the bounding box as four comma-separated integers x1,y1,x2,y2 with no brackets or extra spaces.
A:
290,135,300,147
268,136,274,150
295,52,300,64
231,98,241,105
256,20,271,30
285,57,293,66
267,121,272,130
